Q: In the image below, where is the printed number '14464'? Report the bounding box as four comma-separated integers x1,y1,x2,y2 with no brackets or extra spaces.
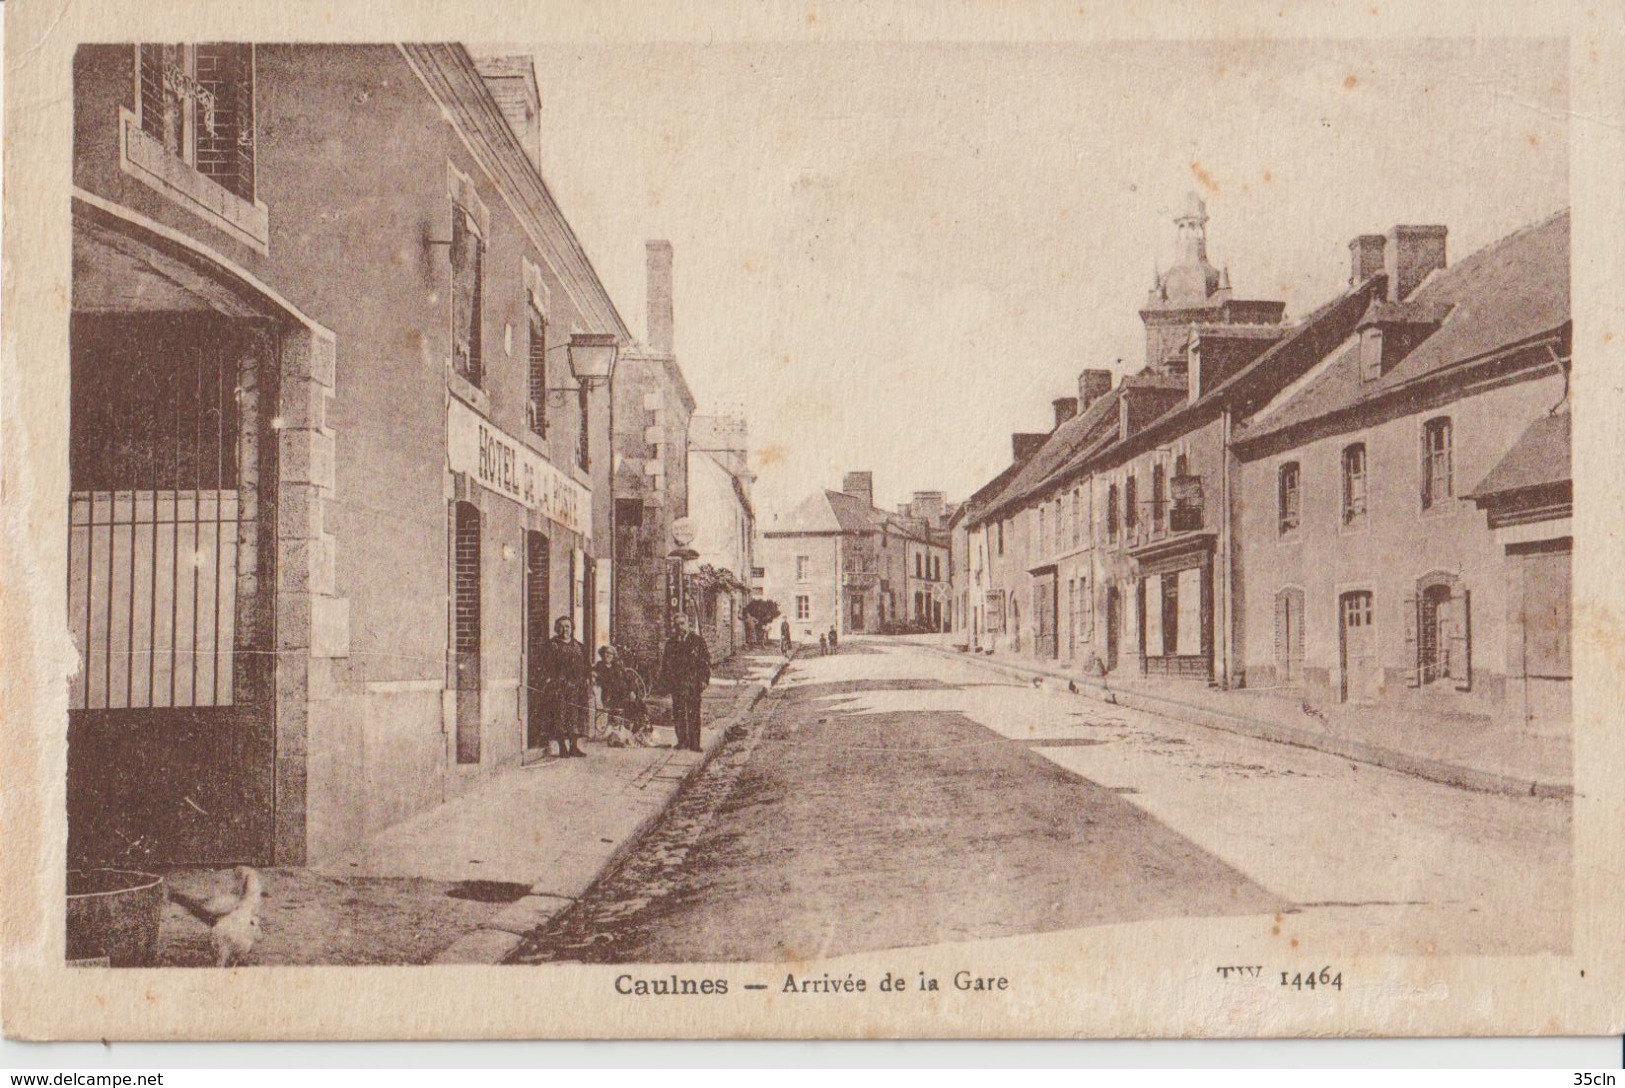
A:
1281,968,1342,991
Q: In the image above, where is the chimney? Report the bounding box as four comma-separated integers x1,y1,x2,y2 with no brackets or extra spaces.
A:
1013,433,1048,462
1052,397,1079,428
1349,234,1386,286
1384,225,1447,301
472,55,542,169
647,240,674,354
912,491,945,521
842,471,874,509
1078,368,1112,411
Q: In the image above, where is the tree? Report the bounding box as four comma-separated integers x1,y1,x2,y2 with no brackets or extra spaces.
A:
744,598,781,626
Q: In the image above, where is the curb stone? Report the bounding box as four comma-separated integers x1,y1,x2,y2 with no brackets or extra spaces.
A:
916,642,1571,801
433,653,793,966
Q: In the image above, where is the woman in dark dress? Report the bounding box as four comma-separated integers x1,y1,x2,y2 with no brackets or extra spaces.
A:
542,616,591,758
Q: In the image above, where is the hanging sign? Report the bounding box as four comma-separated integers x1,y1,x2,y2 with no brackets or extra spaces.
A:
447,397,591,539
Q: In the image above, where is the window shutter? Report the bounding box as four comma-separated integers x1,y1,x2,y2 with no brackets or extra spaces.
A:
1273,593,1287,679
1403,596,1420,687
1452,588,1472,692
1291,593,1305,683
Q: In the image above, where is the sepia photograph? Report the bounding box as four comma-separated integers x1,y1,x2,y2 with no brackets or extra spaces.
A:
4,0,1622,1043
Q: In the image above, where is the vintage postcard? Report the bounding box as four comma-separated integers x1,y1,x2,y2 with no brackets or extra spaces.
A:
4,0,1624,1041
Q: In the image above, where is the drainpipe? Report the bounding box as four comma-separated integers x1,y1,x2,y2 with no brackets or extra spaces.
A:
1218,406,1233,689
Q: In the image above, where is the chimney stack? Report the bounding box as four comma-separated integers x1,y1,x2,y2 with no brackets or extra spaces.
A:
1349,234,1386,286
472,55,542,170
1052,397,1079,428
1384,225,1447,301
1013,433,1048,462
1078,368,1113,411
842,471,874,509
647,240,674,354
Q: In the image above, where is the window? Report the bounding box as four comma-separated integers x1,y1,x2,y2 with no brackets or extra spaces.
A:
527,307,547,435
1359,327,1384,382
452,501,482,764
138,44,257,202
795,555,810,582
1124,474,1138,530
1422,417,1453,509
1107,484,1120,541
997,520,1005,556
450,202,485,388
1036,508,1046,556
1152,464,1166,533
933,556,941,581
915,553,923,578
1278,462,1301,535
795,595,810,621
1342,591,1372,628
1071,489,1083,547
1341,443,1367,526
577,386,591,470
615,497,643,529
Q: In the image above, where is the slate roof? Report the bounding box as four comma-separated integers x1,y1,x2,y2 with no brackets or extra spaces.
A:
976,388,1125,522
770,488,940,544
1242,209,1570,441
1467,411,1571,500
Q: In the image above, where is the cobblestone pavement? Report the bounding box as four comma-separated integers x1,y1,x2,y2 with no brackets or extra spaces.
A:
510,642,1287,963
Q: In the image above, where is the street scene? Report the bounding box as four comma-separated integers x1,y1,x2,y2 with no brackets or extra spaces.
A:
55,36,1572,978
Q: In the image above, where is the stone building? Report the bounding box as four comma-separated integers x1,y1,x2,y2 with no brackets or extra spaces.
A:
687,411,756,658
761,472,949,640
953,193,1571,745
611,241,697,676
1233,210,1570,732
66,44,629,866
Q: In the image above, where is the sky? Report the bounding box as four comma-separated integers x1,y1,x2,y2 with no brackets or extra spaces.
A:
520,38,1568,521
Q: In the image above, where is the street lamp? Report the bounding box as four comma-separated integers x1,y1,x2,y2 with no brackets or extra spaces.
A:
543,332,619,400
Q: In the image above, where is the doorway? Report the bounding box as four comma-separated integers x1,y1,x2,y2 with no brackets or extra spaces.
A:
1105,586,1121,672
1339,590,1376,703
523,531,550,755
66,313,279,866
1275,587,1305,684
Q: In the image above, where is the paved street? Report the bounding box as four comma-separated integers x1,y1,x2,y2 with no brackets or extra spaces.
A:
512,639,1570,964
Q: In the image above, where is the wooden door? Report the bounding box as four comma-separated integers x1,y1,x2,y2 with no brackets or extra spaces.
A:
1339,591,1376,703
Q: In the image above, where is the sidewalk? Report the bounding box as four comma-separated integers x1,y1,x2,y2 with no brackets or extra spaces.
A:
904,637,1570,799
154,648,791,967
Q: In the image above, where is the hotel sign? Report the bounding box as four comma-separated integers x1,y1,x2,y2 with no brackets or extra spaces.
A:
448,397,591,539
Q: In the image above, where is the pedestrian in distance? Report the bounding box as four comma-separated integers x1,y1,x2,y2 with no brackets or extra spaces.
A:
818,633,828,656
542,616,591,758
658,613,712,753
827,625,839,654
779,618,792,656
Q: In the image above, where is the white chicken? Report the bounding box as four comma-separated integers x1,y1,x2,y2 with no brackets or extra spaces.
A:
169,866,264,967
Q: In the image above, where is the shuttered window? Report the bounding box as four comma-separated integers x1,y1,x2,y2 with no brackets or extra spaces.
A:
1422,417,1453,510
1274,587,1305,683
451,205,485,388
1341,444,1367,526
527,307,547,436
1152,465,1166,533
1278,462,1301,535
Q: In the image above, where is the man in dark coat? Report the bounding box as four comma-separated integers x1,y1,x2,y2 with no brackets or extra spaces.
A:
658,613,711,752
542,616,591,758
